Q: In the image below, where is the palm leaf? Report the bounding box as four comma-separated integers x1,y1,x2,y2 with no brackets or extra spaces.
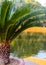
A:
4,5,31,40
6,9,46,41
1,0,12,28
9,9,46,33
2,4,31,41
0,0,46,42
7,15,46,42
9,5,31,24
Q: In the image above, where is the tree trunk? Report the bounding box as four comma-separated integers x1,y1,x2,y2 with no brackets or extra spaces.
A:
0,41,10,65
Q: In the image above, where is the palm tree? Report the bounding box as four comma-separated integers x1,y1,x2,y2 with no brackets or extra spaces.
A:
0,0,46,65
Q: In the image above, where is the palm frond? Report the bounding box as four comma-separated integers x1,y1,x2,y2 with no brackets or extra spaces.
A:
6,9,46,41
9,5,31,24
11,9,46,30
0,0,46,42
1,0,12,28
7,14,46,42
4,5,31,40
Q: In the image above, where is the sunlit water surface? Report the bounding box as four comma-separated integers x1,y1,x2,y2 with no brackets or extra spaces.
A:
33,50,46,59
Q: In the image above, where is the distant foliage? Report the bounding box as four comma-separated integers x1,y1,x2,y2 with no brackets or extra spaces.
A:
10,32,46,58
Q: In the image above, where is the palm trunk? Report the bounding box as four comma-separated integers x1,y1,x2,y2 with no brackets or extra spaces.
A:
0,41,10,65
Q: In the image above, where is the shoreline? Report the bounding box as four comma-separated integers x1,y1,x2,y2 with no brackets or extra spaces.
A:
24,57,46,65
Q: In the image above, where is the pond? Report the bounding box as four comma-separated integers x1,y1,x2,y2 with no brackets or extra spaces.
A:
33,50,46,59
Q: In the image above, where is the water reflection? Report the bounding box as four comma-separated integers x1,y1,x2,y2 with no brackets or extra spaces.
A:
33,50,46,59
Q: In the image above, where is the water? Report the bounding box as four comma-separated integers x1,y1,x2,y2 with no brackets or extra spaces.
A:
33,50,46,59
11,50,46,59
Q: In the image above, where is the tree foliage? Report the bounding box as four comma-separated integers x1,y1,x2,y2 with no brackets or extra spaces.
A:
0,0,46,42
11,32,46,58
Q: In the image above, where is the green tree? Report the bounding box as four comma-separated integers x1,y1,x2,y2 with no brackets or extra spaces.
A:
0,0,46,65
11,32,44,58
